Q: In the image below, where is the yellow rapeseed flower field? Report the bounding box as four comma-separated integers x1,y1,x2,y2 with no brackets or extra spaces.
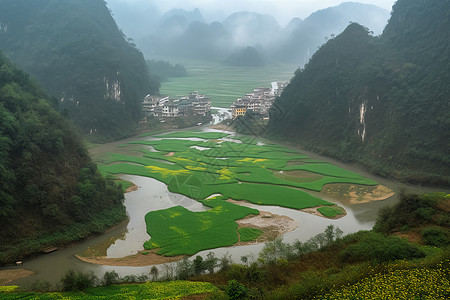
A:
319,262,450,299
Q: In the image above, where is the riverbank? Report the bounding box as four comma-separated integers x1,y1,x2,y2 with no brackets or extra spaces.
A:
75,251,184,267
0,269,34,285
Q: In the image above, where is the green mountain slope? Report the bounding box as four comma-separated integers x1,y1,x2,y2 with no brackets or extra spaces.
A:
0,0,159,141
0,52,126,265
268,0,450,185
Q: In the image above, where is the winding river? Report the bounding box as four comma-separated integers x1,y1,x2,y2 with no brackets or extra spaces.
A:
4,109,447,287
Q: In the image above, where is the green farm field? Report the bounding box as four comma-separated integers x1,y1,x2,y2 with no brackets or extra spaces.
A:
317,206,346,218
100,130,378,256
158,58,297,107
0,281,218,299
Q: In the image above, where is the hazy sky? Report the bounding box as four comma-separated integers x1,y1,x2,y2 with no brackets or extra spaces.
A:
116,0,396,25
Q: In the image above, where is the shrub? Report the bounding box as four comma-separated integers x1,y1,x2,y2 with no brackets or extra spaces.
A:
150,266,159,281
258,238,296,265
415,207,435,221
60,270,98,291
374,193,448,233
400,225,410,232
227,264,247,282
422,228,449,247
340,232,425,263
271,270,326,300
29,280,52,293
226,280,248,300
102,271,120,286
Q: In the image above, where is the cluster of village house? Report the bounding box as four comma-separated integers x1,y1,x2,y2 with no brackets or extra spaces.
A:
142,81,288,121
231,81,288,119
142,91,211,118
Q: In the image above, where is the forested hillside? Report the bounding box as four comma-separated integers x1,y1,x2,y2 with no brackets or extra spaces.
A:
0,53,126,265
268,0,450,185
0,0,159,141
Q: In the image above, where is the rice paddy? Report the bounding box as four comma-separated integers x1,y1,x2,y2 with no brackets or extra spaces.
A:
100,130,379,256
159,58,296,107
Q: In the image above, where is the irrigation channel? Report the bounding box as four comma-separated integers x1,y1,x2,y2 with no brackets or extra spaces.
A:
4,108,447,287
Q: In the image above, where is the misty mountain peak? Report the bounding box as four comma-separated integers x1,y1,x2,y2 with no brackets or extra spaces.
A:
161,8,206,24
223,11,281,31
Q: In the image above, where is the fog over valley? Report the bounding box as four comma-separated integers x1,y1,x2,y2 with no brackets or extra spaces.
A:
107,0,396,26
106,0,394,64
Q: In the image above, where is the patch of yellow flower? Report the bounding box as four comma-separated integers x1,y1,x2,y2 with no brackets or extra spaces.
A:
0,286,18,293
238,157,254,163
319,263,450,299
169,211,182,218
139,281,218,299
217,168,234,180
171,157,193,163
170,226,189,237
149,242,160,248
207,206,224,215
200,218,212,230
186,165,207,171
145,166,190,178
237,157,268,164
253,159,268,163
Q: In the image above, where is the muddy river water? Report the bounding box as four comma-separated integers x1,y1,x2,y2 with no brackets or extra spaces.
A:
4,112,447,287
